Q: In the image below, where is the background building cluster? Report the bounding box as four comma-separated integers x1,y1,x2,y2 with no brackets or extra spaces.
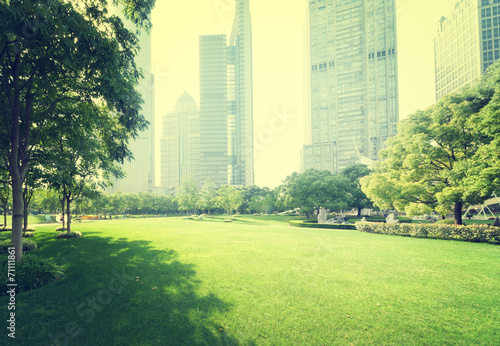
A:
109,0,499,194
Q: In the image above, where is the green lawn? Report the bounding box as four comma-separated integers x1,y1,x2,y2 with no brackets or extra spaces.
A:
1,216,499,345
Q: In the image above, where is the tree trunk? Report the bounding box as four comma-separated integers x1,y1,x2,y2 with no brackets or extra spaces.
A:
3,209,6,227
66,197,71,232
304,212,310,220
11,177,24,263
454,200,463,225
357,207,362,217
10,50,25,263
23,203,28,232
60,198,65,230
23,192,28,232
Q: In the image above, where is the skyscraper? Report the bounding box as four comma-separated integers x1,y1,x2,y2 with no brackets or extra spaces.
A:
302,0,399,173
435,0,500,101
199,0,253,187
109,7,155,193
229,0,254,186
199,35,229,187
161,92,200,191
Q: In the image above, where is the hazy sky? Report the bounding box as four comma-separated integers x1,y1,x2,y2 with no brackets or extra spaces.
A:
150,0,458,188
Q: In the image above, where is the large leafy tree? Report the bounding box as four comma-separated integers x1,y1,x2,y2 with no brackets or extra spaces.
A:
216,186,243,217
43,102,127,232
176,177,199,215
281,169,351,219
198,178,217,214
339,164,373,216
0,0,154,261
361,63,500,225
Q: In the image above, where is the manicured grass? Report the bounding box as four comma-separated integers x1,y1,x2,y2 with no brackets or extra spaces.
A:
1,216,499,345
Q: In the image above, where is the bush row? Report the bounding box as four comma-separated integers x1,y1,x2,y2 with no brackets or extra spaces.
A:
355,222,500,244
289,220,357,230
0,227,36,232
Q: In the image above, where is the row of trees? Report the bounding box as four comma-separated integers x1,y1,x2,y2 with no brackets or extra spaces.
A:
174,165,373,219
2,163,372,224
1,0,156,262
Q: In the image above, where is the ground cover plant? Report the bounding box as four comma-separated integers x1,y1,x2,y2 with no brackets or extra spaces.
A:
0,216,498,345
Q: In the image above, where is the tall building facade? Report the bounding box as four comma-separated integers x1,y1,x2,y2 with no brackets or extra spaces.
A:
161,92,200,191
435,0,500,101
199,0,254,187
302,0,399,173
109,7,155,193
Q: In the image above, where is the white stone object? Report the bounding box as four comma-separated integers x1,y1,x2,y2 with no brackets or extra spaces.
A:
386,213,399,224
318,207,328,224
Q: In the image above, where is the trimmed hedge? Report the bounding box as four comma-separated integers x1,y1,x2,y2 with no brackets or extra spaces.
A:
355,222,500,244
290,220,357,230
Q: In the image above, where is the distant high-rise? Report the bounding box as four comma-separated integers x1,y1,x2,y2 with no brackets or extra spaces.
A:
435,0,500,101
161,92,200,191
199,0,253,187
302,0,399,173
109,8,155,193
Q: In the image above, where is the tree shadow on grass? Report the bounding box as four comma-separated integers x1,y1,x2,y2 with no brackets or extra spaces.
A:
4,230,251,345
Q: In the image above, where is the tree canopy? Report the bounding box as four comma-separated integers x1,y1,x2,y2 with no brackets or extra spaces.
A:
361,61,500,225
176,177,199,215
216,186,244,217
280,169,350,219
0,0,155,261
339,164,373,216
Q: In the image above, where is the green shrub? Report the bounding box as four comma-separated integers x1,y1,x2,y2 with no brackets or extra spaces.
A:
289,220,357,230
223,219,233,222
55,226,67,232
22,232,34,238
355,222,500,244
57,231,82,239
435,219,456,225
397,217,413,223
24,227,36,232
0,227,11,232
0,239,38,253
0,254,64,295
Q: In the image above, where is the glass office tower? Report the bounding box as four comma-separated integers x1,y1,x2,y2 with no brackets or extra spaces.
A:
109,6,155,192
302,0,399,173
199,0,254,187
435,0,500,101
161,92,200,191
